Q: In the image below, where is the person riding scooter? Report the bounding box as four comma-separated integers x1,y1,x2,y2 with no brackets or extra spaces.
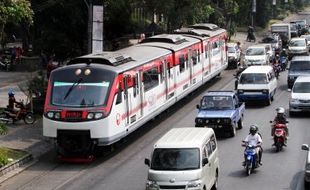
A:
7,90,22,120
271,107,289,144
242,125,263,166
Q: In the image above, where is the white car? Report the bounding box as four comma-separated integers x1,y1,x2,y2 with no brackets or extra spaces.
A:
289,76,310,115
287,37,309,60
301,144,310,188
227,42,241,68
244,45,270,66
300,34,310,50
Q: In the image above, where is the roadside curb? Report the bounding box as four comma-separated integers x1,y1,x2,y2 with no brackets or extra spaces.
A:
0,152,35,184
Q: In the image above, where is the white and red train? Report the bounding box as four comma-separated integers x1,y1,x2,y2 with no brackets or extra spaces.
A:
43,23,228,159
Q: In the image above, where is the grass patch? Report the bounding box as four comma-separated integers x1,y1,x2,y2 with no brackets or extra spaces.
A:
0,123,8,135
0,147,28,167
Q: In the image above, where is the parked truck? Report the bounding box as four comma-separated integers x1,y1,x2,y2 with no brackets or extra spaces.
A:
271,23,291,48
195,91,245,137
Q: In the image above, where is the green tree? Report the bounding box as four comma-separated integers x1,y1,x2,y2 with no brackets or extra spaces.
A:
0,0,33,49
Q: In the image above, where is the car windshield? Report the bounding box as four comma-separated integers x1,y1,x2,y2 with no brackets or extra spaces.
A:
50,67,116,107
228,47,236,53
293,82,310,93
290,61,310,70
289,40,306,47
201,96,233,109
151,148,200,170
239,73,267,84
246,48,264,55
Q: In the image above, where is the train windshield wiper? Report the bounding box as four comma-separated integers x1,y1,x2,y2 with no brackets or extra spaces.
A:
63,78,83,100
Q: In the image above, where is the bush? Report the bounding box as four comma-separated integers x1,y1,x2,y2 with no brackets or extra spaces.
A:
0,152,9,167
0,123,8,135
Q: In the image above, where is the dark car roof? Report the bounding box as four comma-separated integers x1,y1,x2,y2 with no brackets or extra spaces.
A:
204,91,235,96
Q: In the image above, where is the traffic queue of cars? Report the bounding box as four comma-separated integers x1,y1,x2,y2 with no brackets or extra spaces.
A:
144,22,310,189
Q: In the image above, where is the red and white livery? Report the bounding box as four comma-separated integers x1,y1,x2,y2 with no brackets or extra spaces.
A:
43,23,228,158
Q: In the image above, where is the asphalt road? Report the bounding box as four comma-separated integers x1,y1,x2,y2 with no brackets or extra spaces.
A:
1,11,310,190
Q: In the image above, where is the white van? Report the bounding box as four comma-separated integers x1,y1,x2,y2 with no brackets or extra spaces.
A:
244,45,270,66
144,128,219,190
236,65,277,105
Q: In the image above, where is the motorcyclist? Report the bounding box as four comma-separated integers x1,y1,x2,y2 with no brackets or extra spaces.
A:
271,107,289,144
7,90,22,120
247,26,255,42
242,125,263,166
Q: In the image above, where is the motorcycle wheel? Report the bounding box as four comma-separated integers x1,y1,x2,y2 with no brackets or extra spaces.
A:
24,112,35,124
246,161,252,176
0,112,9,124
275,142,282,152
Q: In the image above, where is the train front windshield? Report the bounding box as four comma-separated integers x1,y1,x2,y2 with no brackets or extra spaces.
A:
50,67,116,107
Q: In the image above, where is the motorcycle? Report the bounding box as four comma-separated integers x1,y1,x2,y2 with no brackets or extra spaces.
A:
270,121,288,152
0,101,35,124
279,56,288,71
242,141,259,176
246,32,256,42
272,62,281,79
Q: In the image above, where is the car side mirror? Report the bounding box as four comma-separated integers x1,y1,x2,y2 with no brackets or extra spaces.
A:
196,104,200,109
202,158,209,166
302,144,309,151
144,158,150,167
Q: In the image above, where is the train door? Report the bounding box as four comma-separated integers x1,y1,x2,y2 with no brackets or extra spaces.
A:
123,75,130,125
162,59,175,100
203,42,211,82
188,48,194,85
124,71,144,126
176,51,191,96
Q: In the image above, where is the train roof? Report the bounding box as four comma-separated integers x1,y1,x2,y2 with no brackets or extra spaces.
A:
67,45,171,73
139,34,200,51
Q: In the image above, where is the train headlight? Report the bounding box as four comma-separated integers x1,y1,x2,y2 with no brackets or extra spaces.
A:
54,112,61,119
46,112,54,119
87,113,94,119
94,113,103,119
45,111,61,120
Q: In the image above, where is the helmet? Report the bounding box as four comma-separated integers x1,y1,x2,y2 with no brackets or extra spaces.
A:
8,90,14,97
249,125,258,135
276,107,285,117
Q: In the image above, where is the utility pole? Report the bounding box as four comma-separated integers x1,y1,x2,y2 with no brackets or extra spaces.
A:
252,0,256,28
84,0,93,54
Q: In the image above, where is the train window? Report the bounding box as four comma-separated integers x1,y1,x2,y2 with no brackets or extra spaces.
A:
143,67,159,91
198,49,201,62
116,83,122,104
212,42,220,56
160,64,164,83
204,45,208,58
179,55,186,73
192,50,198,65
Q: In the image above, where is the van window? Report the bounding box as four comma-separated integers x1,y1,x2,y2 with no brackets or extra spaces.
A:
239,73,267,84
151,148,200,170
292,82,310,93
246,48,265,55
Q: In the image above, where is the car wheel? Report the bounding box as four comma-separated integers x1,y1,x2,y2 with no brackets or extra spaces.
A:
305,180,310,189
230,125,236,137
266,97,272,106
238,117,243,129
211,171,218,190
